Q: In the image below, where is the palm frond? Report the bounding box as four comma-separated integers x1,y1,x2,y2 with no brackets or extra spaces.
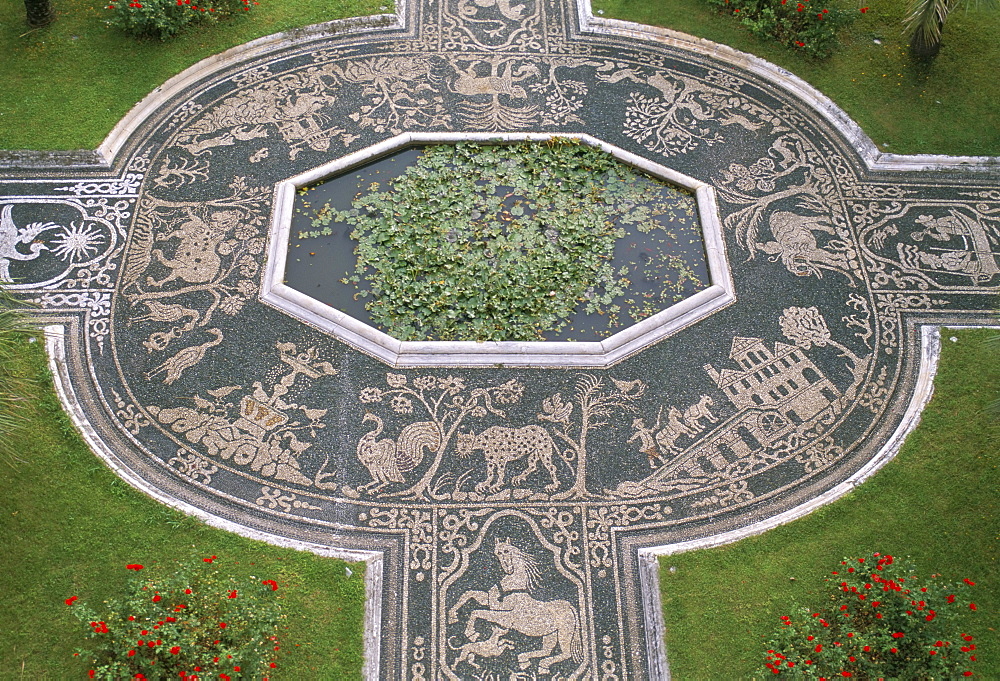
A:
962,0,999,9
904,0,956,55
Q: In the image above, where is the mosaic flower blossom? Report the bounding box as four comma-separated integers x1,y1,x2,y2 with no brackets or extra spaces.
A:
437,376,466,394
391,394,414,414
494,378,525,404
359,387,384,403
412,375,438,391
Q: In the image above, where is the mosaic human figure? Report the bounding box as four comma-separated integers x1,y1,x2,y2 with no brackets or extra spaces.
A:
629,408,663,468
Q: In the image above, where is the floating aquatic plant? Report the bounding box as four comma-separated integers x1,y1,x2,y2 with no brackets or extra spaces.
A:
297,139,705,341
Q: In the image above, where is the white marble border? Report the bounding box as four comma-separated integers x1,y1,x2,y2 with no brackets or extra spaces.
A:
2,0,996,174
576,0,998,174
637,324,998,679
42,324,384,680
0,5,406,170
43,322,993,679
262,132,735,367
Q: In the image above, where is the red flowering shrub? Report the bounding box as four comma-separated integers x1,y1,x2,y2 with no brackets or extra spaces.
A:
66,556,283,679
105,0,260,40
706,0,864,58
764,553,980,677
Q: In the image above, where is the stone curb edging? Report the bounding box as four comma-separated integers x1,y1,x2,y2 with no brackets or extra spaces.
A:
5,0,995,675
42,322,993,679
262,131,736,368
576,0,999,175
1,0,998,173
636,324,999,680
42,323,384,680
0,6,407,171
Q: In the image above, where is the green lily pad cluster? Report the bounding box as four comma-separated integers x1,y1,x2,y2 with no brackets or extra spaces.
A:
298,139,704,341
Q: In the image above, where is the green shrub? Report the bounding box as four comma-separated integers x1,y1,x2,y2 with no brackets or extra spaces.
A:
105,0,259,40
705,0,864,58
67,555,284,679
764,553,980,677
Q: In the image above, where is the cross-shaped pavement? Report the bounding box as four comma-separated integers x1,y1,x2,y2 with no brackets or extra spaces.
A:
2,1,998,677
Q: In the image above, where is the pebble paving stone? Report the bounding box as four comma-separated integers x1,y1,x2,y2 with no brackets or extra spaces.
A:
2,0,999,677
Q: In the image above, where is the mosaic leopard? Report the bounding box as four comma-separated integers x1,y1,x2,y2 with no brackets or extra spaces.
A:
457,425,561,495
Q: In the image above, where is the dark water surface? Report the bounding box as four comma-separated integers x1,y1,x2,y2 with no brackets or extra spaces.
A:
285,146,710,342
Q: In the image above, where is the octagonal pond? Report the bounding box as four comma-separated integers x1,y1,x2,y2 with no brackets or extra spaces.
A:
284,140,711,342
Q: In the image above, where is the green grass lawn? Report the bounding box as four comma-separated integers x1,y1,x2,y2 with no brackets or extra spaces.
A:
3,0,998,155
593,0,1000,157
3,1,999,677
0,336,366,677
0,0,387,150
659,328,1000,679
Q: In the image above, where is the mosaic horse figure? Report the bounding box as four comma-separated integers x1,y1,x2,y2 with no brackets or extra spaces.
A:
654,406,696,455
681,395,718,433
448,538,583,674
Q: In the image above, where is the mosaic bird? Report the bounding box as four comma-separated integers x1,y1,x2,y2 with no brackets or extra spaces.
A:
356,414,440,494
0,204,56,281
611,378,645,398
131,299,200,326
146,328,224,385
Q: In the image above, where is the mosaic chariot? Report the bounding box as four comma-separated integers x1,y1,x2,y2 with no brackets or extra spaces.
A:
2,0,999,677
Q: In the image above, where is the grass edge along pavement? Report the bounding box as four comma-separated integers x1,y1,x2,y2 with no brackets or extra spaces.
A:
0,0,390,151
591,0,1000,158
0,0,997,155
657,327,1000,679
0,334,367,678
5,0,1000,676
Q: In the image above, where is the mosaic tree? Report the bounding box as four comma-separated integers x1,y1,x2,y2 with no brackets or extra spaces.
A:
355,374,525,500
539,375,645,499
779,305,867,382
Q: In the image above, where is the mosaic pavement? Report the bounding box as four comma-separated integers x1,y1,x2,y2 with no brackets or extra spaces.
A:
3,1,999,677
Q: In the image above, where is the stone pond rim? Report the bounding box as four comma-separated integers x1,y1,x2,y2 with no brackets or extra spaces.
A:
262,132,736,368
283,138,708,344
